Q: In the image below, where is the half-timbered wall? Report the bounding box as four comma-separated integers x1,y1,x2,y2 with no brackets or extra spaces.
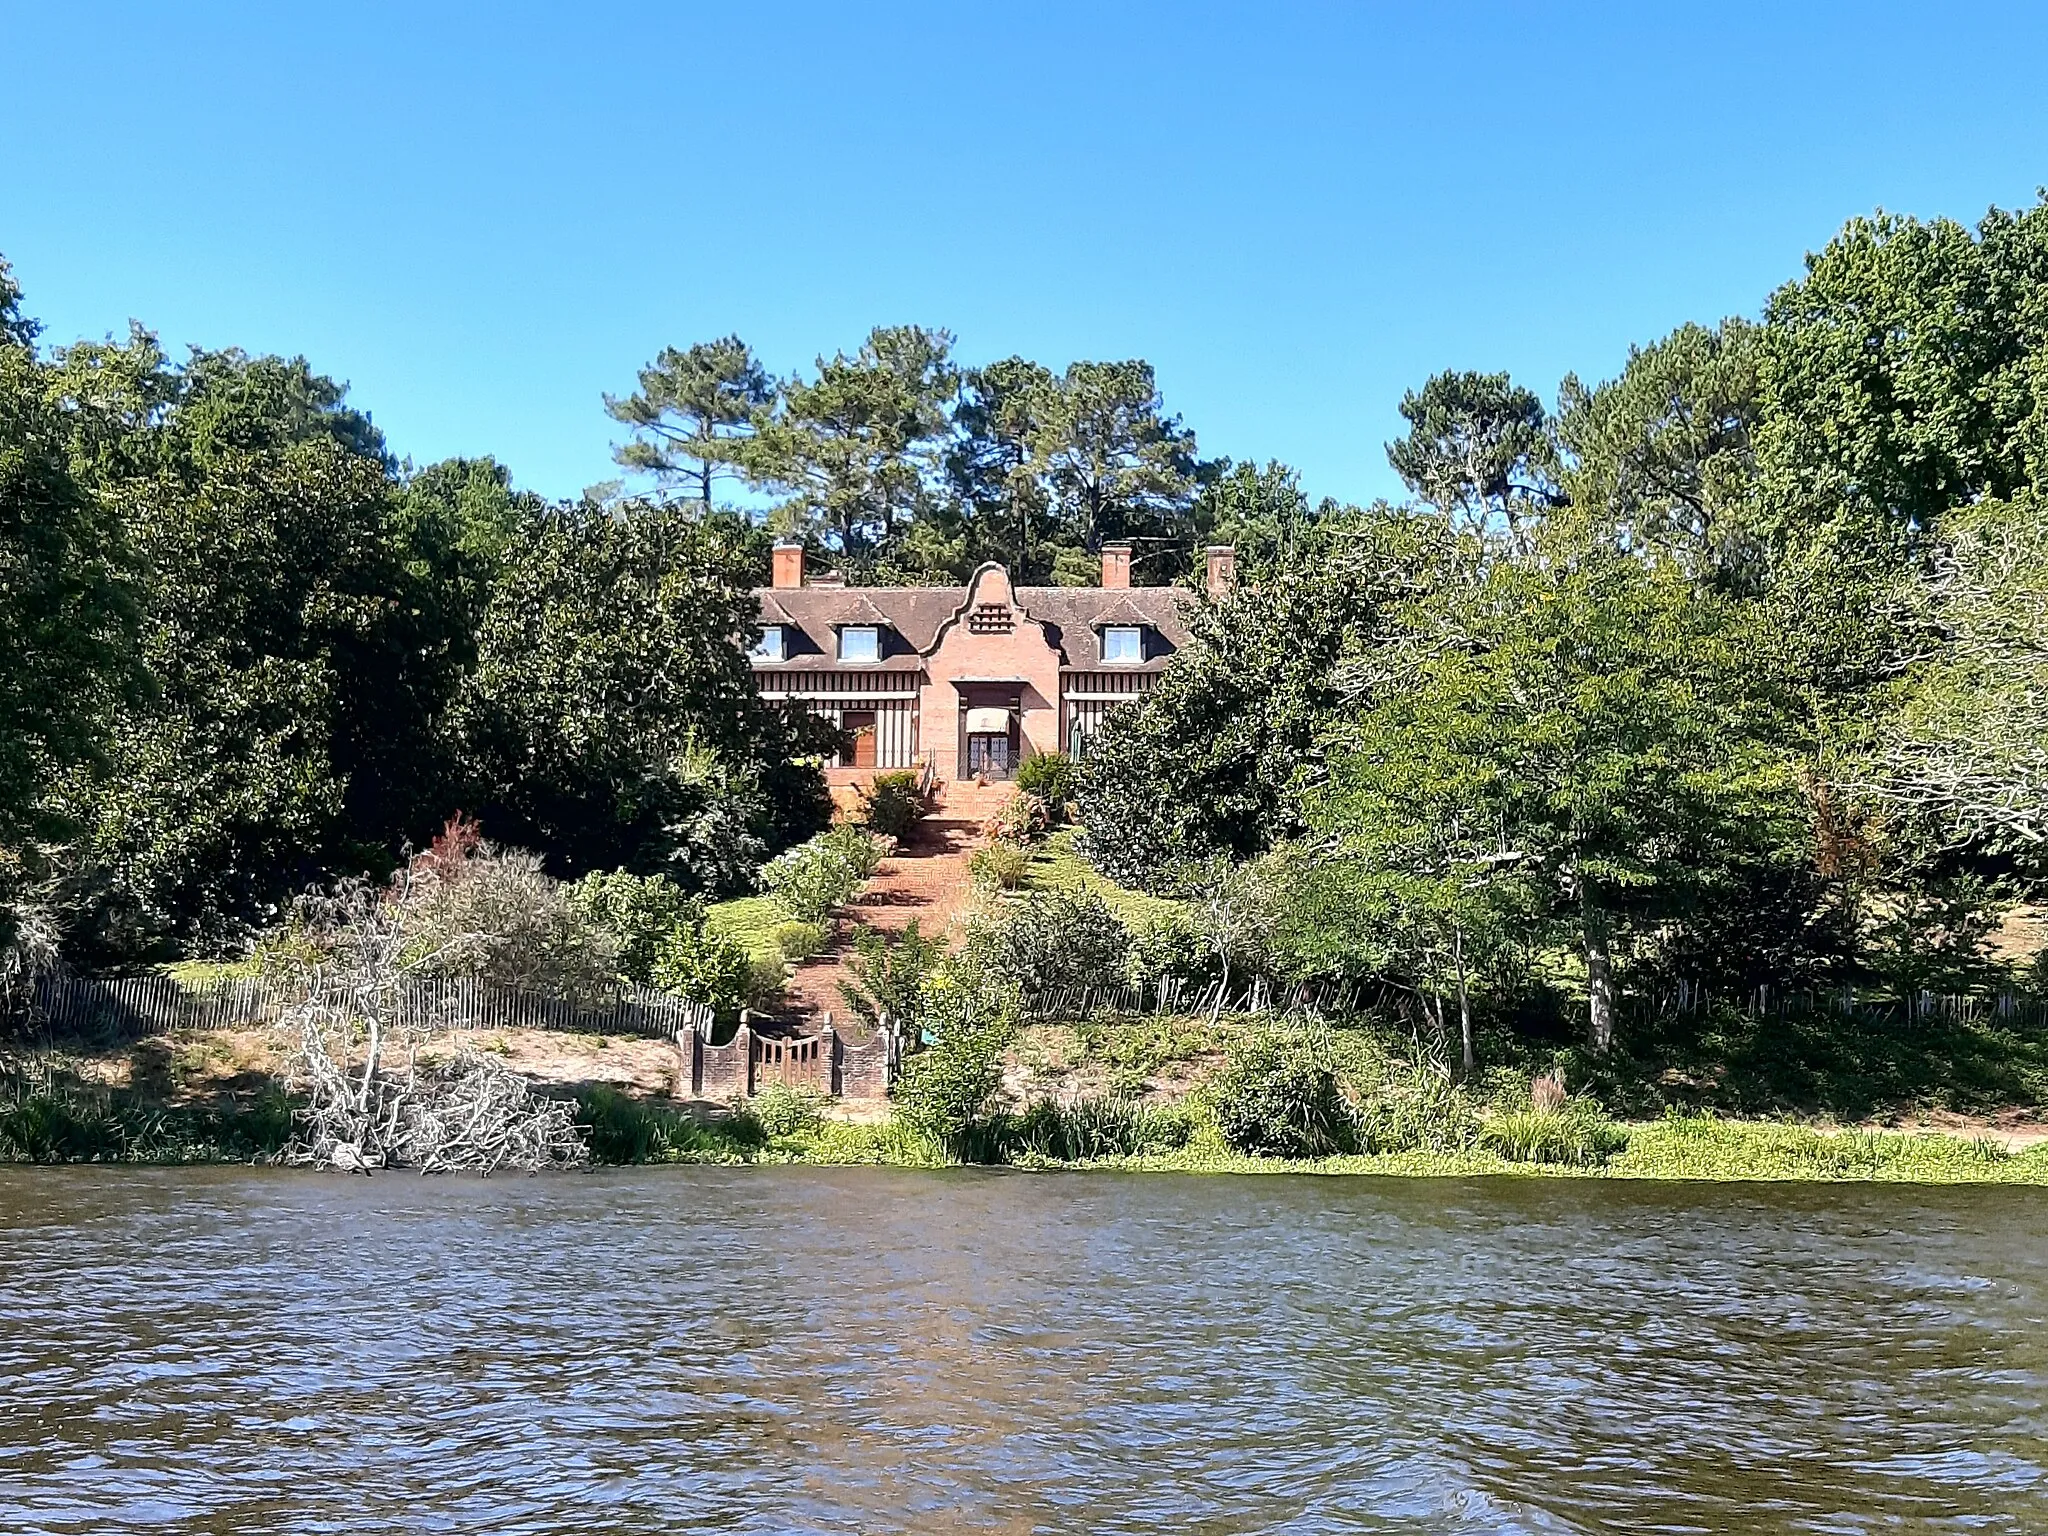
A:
755,671,920,768
1060,671,1154,756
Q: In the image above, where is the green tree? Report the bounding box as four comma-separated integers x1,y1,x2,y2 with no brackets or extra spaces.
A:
0,260,139,952
1386,369,1557,548
1556,320,1763,586
1316,540,1803,1053
1753,201,2048,559
45,339,430,952
1075,506,1447,888
754,325,958,564
605,337,775,509
451,500,831,889
1025,359,1200,575
948,356,1057,579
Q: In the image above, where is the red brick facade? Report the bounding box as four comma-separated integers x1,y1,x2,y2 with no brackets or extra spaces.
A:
753,544,1228,783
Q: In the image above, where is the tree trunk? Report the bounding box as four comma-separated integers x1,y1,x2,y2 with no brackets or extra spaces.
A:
1584,909,1615,1055
1453,921,1474,1074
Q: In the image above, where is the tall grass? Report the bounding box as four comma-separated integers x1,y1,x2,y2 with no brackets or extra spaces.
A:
0,1062,295,1164
573,1087,759,1164
1479,1106,1628,1167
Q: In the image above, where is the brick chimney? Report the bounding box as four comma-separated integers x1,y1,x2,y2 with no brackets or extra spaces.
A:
1205,545,1236,598
1100,542,1132,589
771,540,804,590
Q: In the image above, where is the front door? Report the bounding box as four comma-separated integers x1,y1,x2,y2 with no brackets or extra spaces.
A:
966,732,1012,778
841,710,877,768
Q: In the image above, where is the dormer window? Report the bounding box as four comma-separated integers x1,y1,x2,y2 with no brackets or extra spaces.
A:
752,625,785,663
839,625,881,663
1101,625,1145,664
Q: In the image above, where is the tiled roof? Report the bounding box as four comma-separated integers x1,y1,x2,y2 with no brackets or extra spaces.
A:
752,576,1194,673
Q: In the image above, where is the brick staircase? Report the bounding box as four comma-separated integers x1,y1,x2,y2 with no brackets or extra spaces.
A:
929,778,1016,828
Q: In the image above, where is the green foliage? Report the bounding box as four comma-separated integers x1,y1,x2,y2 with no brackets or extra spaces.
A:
564,869,698,987
750,1082,828,1139
1386,369,1555,539
987,790,1052,845
0,283,137,919
978,1095,1195,1164
574,1086,755,1164
1076,506,1445,887
1206,1029,1357,1158
0,1059,293,1164
400,839,620,1005
605,337,774,507
1013,752,1075,816
965,888,1130,995
754,325,960,562
759,828,880,922
969,840,1029,891
839,918,944,1028
819,823,888,879
1123,913,1214,989
891,1021,1009,1155
771,919,827,961
651,921,755,1020
1479,1105,1627,1167
858,770,926,839
453,501,831,891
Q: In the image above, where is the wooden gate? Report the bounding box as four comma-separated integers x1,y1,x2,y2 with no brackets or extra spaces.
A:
753,1032,830,1091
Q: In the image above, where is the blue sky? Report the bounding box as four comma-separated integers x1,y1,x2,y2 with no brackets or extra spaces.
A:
4,2,2045,507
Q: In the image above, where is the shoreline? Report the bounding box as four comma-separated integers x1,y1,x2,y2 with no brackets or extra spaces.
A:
10,1115,2044,1184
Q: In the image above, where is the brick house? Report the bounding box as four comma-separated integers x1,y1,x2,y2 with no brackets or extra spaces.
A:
752,542,1234,784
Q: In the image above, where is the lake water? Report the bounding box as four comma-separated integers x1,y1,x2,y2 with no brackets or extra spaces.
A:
2,1167,2044,1534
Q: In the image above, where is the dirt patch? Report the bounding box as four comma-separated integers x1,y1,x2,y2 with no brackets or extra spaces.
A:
7,1026,688,1104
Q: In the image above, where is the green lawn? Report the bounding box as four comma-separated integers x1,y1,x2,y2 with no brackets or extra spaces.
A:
1021,828,1187,929
704,895,795,964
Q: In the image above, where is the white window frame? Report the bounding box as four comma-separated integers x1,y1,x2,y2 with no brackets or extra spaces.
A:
1101,625,1145,664
751,624,785,663
838,625,881,663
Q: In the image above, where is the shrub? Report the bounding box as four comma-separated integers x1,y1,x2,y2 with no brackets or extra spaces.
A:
751,1082,828,1139
965,888,1131,995
652,922,756,1021
760,836,867,923
892,1021,1009,1155
839,919,945,1028
1124,913,1215,989
566,870,699,987
969,840,1030,891
984,790,1053,845
747,952,789,1002
820,823,889,879
402,847,620,1004
771,920,828,961
1480,1106,1628,1167
859,771,927,839
1013,753,1075,818
1207,1029,1356,1158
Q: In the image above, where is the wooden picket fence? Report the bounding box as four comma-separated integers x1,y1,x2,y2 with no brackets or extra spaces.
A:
1022,974,1377,1021
27,972,715,1042
1622,981,2048,1031
1023,973,2048,1031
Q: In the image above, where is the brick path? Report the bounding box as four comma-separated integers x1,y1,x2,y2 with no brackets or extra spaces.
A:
778,782,1014,1034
